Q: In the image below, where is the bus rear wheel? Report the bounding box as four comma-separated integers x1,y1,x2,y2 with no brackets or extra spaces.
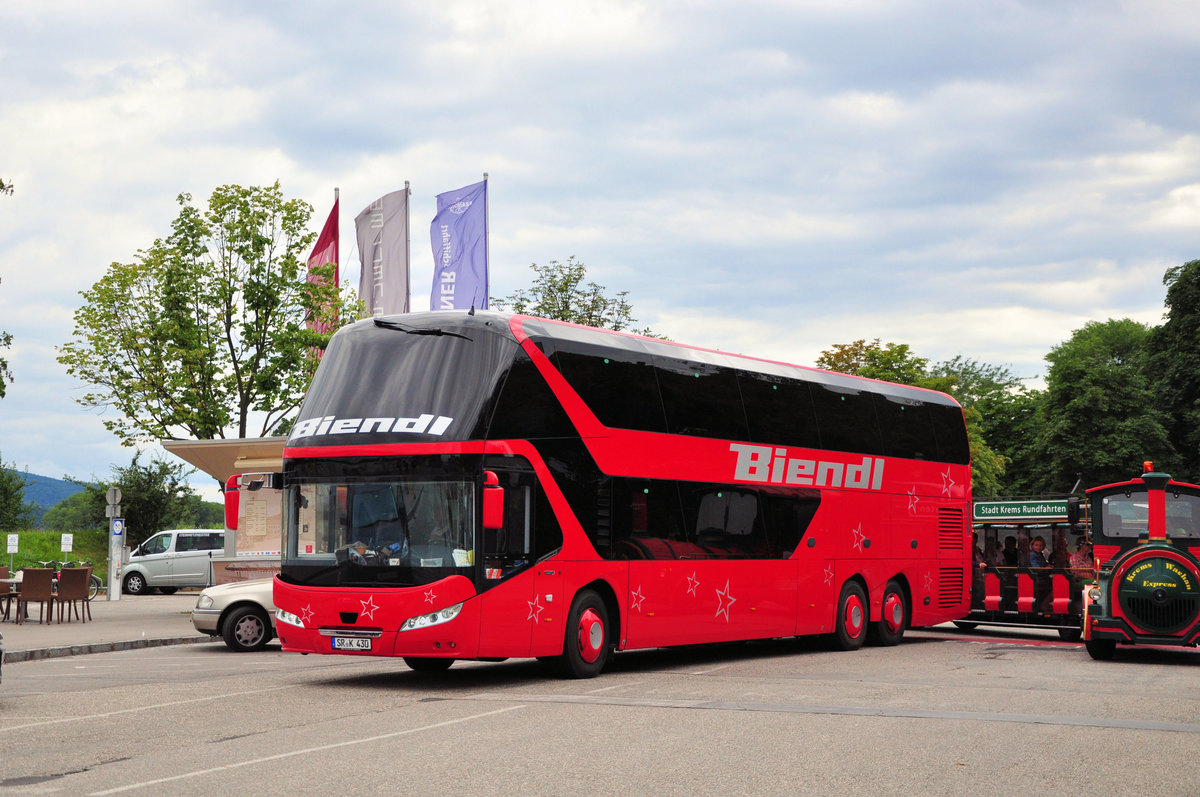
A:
403,657,454,672
1085,638,1116,661
869,580,907,647
834,582,868,651
559,589,610,678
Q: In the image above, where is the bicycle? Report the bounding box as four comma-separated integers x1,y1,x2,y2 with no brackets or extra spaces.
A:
62,559,105,601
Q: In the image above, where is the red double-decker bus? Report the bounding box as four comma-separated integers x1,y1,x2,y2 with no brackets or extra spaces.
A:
272,312,972,677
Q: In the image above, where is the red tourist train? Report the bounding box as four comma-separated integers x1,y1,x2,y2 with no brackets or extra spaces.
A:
271,312,973,677
961,499,1092,641
1080,463,1200,660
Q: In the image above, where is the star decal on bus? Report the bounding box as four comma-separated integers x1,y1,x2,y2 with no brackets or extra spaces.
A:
941,469,956,497
631,585,646,612
824,565,834,586
359,595,379,621
907,487,920,514
851,524,866,552
424,588,437,605
300,605,314,624
924,571,934,591
715,579,737,622
686,571,700,596
527,595,544,623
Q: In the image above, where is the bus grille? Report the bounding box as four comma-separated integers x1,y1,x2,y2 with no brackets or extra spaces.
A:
938,507,965,551
939,567,964,608
1121,595,1199,634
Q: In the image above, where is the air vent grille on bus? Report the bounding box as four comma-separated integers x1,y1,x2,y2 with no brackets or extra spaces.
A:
938,567,964,609
938,507,965,550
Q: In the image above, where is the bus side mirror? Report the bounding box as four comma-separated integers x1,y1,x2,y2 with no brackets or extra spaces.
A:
483,471,504,531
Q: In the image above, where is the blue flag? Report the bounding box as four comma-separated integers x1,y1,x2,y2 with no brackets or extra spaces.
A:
429,179,488,311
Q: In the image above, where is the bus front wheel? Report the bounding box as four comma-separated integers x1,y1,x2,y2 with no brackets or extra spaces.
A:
559,589,610,679
403,657,454,672
834,582,868,651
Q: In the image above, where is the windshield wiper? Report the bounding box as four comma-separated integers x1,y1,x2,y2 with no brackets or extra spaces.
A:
373,318,472,340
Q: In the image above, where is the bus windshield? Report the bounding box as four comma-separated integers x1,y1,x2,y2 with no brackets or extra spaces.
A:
284,478,476,588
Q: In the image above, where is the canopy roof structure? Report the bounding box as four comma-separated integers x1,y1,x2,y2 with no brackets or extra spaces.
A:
161,437,285,485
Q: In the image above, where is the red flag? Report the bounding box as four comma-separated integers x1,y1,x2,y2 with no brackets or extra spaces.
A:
307,196,339,334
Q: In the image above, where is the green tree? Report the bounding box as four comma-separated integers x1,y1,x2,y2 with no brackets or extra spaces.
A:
0,456,37,530
57,182,360,447
817,340,1008,496
490,256,659,335
817,339,939,387
1148,259,1200,480
1039,319,1173,490
42,491,106,531
0,177,11,195
70,454,201,546
0,277,12,398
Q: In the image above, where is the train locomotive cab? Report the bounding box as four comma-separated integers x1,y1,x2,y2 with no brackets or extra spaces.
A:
1082,463,1200,660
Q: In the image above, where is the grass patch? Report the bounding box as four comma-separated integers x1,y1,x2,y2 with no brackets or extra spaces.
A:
3,529,110,573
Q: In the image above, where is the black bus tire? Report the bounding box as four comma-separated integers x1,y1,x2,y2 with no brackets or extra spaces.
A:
869,580,907,646
559,589,610,678
403,657,454,672
834,581,868,651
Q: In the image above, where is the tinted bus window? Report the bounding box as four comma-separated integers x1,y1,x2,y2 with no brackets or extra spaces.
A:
657,360,749,440
680,484,769,559
554,349,667,433
929,403,971,464
611,479,688,560
811,385,883,456
874,394,938,460
738,372,822,449
487,353,577,439
759,489,821,558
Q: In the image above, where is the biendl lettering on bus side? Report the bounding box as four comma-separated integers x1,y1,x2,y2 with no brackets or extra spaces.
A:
729,443,884,490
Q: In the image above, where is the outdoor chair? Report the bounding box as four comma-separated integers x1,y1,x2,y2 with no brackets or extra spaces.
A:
56,566,93,623
16,567,55,625
0,565,15,621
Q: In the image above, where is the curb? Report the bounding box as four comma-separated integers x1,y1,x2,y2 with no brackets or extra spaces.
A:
3,635,211,664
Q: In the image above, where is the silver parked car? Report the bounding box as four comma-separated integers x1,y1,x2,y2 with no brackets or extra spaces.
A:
191,578,276,652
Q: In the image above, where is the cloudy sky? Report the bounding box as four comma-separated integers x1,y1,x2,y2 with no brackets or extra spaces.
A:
2,1,1199,497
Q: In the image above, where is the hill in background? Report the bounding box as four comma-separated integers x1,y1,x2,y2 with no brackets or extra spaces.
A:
5,470,88,526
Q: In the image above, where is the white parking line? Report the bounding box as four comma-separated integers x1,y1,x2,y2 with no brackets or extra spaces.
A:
87,705,526,796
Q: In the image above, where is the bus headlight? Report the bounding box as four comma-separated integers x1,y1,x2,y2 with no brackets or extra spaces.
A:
276,608,306,628
400,602,463,632
1088,586,1102,602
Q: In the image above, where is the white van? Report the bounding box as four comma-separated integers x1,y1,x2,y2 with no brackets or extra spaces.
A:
122,529,225,595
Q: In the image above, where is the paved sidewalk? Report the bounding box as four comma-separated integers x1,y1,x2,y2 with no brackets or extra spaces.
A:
1,591,213,663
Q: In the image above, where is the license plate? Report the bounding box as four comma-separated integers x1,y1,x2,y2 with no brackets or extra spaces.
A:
332,637,372,651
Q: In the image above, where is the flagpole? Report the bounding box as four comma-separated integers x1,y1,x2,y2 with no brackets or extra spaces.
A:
333,187,340,285
482,171,489,310
404,180,411,313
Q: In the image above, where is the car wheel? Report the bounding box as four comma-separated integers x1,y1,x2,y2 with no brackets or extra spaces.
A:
123,572,148,596
222,605,272,652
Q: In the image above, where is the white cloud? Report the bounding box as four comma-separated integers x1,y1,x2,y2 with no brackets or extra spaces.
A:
1,0,1198,488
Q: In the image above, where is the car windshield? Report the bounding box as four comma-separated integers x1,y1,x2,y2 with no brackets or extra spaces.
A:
283,478,475,588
